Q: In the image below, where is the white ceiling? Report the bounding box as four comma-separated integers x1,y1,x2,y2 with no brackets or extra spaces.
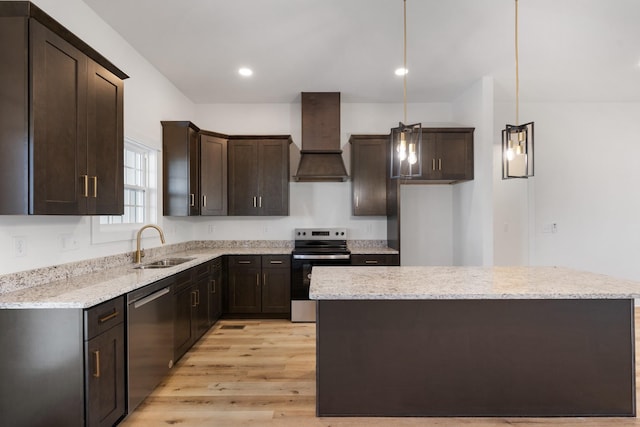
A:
82,0,640,104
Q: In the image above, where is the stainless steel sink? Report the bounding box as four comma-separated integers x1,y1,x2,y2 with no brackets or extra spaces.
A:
134,257,195,269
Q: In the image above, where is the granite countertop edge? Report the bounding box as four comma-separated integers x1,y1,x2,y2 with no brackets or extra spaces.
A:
309,266,640,301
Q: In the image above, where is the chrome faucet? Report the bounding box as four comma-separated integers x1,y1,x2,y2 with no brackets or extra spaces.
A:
134,224,166,264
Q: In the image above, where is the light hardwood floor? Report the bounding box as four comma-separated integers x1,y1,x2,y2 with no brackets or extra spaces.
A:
121,317,640,427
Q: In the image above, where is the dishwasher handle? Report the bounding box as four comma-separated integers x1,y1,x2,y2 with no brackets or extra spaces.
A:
132,287,171,309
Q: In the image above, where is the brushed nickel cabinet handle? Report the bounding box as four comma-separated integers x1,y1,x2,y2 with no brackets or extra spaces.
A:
211,279,216,294
82,175,89,197
98,310,119,323
253,196,257,207
190,194,195,207
365,260,379,264
258,196,262,208
93,350,100,378
355,195,359,208
438,158,442,170
238,260,251,264
263,273,267,287
202,195,207,207
195,289,200,305
191,291,197,307
256,273,260,287
92,176,98,198
432,158,436,171
270,260,283,264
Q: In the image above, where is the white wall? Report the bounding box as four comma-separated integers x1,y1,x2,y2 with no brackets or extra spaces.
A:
400,186,453,266
0,0,196,274
525,102,640,281
449,76,494,266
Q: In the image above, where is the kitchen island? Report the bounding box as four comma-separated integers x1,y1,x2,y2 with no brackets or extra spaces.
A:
309,266,639,417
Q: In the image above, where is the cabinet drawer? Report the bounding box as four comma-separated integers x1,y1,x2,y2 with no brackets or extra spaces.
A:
84,296,125,340
228,255,261,267
351,254,399,266
262,255,290,269
173,269,194,293
193,261,211,279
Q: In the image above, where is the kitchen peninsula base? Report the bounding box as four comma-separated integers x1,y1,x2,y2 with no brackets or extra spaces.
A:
316,298,635,417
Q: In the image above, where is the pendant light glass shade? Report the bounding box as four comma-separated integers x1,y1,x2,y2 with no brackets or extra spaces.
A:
502,122,534,179
390,122,422,178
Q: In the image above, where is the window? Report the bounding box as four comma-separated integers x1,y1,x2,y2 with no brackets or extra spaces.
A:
91,138,158,243
100,144,149,225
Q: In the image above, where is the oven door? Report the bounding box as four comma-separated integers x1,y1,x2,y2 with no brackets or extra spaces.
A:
291,255,350,322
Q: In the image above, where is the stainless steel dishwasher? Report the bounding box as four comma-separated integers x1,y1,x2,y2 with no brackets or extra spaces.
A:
127,276,174,412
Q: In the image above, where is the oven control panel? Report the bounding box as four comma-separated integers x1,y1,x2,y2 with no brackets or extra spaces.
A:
294,228,347,240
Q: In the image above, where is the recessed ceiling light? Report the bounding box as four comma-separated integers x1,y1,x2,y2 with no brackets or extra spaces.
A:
238,67,253,77
395,67,408,76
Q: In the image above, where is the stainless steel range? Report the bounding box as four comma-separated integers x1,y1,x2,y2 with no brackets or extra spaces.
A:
291,228,351,322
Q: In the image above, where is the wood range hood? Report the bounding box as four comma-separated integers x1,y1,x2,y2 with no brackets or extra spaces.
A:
294,92,349,182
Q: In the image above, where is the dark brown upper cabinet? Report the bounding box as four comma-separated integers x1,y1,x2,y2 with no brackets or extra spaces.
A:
0,3,127,215
162,123,229,217
200,132,228,216
417,128,474,183
162,121,200,216
349,134,389,216
228,136,290,216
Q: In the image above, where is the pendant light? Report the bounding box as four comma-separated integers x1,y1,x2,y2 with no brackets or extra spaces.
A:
390,0,422,179
502,0,534,179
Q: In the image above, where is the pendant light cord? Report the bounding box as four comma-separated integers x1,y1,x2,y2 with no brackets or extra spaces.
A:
515,0,519,125
403,0,407,123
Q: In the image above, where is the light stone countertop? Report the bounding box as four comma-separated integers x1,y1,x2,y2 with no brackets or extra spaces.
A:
0,248,289,309
309,266,640,300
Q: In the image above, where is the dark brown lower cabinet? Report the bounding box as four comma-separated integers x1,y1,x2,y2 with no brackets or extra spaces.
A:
173,268,209,362
85,322,125,427
225,255,290,317
84,297,126,427
0,297,126,427
208,257,223,325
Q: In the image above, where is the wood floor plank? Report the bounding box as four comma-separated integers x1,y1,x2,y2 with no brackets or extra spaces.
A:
120,316,640,426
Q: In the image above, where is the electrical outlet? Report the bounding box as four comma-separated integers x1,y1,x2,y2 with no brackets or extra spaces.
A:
13,236,27,257
59,233,79,251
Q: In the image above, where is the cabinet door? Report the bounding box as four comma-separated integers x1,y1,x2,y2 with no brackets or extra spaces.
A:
261,255,290,314
262,267,291,313
228,140,259,215
208,260,223,325
174,284,196,361
193,276,210,340
200,134,228,216
438,132,474,181
351,136,388,216
258,139,289,216
420,132,440,180
85,324,126,427
87,59,124,215
30,19,88,214
162,122,200,216
227,256,262,313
